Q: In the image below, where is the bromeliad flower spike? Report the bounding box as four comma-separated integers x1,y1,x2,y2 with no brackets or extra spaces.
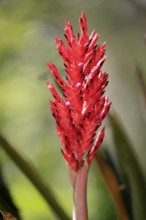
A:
48,12,111,220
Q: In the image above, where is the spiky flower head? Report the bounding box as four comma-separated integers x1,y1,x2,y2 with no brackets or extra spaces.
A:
48,12,111,172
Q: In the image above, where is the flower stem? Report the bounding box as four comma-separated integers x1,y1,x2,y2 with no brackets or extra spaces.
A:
68,162,89,220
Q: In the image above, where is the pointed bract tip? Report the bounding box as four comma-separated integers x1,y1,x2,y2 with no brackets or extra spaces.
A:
101,126,105,135
48,62,53,69
65,20,70,26
81,11,86,20
103,41,106,46
55,37,62,45
47,81,52,89
105,95,109,102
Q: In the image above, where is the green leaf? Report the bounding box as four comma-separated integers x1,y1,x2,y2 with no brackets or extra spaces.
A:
95,152,130,220
0,134,70,220
109,114,146,220
136,64,146,125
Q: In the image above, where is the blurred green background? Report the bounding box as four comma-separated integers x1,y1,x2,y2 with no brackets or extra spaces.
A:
0,0,146,219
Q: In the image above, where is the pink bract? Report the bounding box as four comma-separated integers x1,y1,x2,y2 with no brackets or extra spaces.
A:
48,12,111,172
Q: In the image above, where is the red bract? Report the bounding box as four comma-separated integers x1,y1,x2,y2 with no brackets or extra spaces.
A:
48,12,111,172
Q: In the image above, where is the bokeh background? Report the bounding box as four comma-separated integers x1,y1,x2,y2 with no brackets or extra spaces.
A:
0,0,146,219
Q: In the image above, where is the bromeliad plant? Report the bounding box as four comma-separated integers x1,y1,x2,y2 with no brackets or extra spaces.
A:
48,12,111,220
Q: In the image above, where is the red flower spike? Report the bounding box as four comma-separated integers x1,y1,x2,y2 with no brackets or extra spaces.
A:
48,12,111,172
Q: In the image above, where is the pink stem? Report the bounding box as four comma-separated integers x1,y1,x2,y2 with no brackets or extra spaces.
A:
68,161,89,220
